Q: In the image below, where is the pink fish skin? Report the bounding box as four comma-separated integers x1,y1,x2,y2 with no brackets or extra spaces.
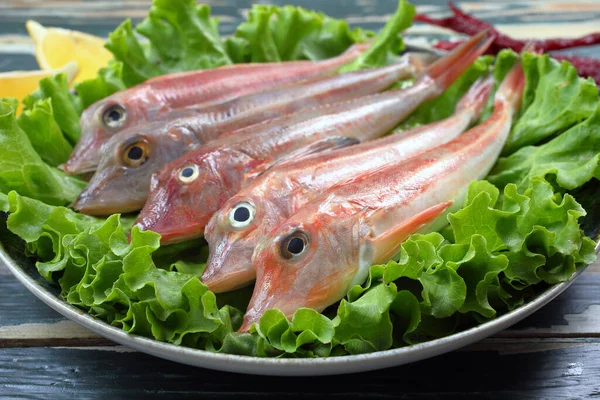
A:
132,33,493,245
73,55,428,215
240,60,525,332
202,76,494,293
64,43,370,175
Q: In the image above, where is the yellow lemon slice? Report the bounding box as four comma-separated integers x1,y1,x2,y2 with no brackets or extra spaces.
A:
26,20,112,82
0,62,78,114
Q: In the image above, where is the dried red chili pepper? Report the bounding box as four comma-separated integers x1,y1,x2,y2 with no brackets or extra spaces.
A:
432,40,600,84
415,2,600,84
415,3,522,54
415,2,600,54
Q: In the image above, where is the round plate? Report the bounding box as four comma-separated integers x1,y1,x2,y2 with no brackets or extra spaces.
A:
2,239,598,376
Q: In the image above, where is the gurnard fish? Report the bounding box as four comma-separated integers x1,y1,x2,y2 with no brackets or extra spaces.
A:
73,54,429,215
240,59,525,332
133,32,493,245
64,42,370,174
202,76,494,293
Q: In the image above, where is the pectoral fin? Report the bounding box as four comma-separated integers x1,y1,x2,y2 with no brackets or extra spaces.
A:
269,136,360,169
368,201,453,264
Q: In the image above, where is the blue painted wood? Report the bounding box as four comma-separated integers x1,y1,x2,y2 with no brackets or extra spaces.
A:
2,0,600,73
1,342,600,398
0,2,599,397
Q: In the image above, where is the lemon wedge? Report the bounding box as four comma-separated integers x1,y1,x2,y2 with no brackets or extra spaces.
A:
26,20,112,82
0,62,78,114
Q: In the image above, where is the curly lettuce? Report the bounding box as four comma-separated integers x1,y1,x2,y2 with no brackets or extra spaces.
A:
0,99,85,206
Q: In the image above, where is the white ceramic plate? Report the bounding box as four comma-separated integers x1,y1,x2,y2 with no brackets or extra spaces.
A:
2,238,598,376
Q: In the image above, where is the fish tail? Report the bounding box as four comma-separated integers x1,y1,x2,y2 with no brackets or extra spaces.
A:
455,74,495,119
427,30,494,91
406,52,439,74
496,60,525,110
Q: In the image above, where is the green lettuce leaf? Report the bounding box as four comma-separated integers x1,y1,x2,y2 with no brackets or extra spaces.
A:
503,54,599,155
107,0,232,87
0,99,85,205
449,179,595,287
489,105,600,191
335,273,397,354
22,73,83,144
0,192,7,212
16,99,73,167
3,191,238,348
75,61,127,109
338,0,413,72
236,5,368,64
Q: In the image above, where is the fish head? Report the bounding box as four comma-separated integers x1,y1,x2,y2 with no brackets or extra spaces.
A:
64,88,154,175
72,121,194,216
133,148,239,244
240,199,367,331
203,187,285,293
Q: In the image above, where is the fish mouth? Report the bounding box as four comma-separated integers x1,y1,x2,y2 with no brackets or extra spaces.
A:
62,139,101,175
72,194,144,216
202,268,255,293
202,241,256,293
134,217,205,245
73,175,146,216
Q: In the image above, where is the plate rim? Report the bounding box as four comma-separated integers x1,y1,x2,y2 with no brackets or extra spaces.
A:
2,240,598,376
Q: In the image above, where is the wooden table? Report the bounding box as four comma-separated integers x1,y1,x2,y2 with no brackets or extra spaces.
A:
1,0,600,398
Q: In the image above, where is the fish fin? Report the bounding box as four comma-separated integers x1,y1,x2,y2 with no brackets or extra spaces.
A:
367,201,453,264
495,60,525,110
269,136,360,170
427,30,493,91
454,74,494,117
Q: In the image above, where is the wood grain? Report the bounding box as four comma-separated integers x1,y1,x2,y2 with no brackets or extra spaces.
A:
2,340,600,398
0,2,599,397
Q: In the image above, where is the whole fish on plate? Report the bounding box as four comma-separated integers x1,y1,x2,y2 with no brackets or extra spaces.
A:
73,54,428,215
202,76,494,293
240,59,525,331
64,42,371,174
132,32,493,244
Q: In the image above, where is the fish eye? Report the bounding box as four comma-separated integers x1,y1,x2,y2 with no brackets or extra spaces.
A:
228,201,256,229
122,139,149,168
280,230,310,260
178,165,199,183
102,104,127,129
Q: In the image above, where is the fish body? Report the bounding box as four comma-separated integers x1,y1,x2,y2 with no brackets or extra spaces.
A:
133,33,492,244
65,43,370,174
241,60,525,331
73,56,426,215
133,78,437,242
202,76,494,293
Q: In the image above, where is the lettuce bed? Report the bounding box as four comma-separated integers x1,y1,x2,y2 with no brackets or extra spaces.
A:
0,0,599,357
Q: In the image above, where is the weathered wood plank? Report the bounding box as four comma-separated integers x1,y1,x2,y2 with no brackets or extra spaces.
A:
0,320,113,348
1,340,600,398
2,1,600,44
